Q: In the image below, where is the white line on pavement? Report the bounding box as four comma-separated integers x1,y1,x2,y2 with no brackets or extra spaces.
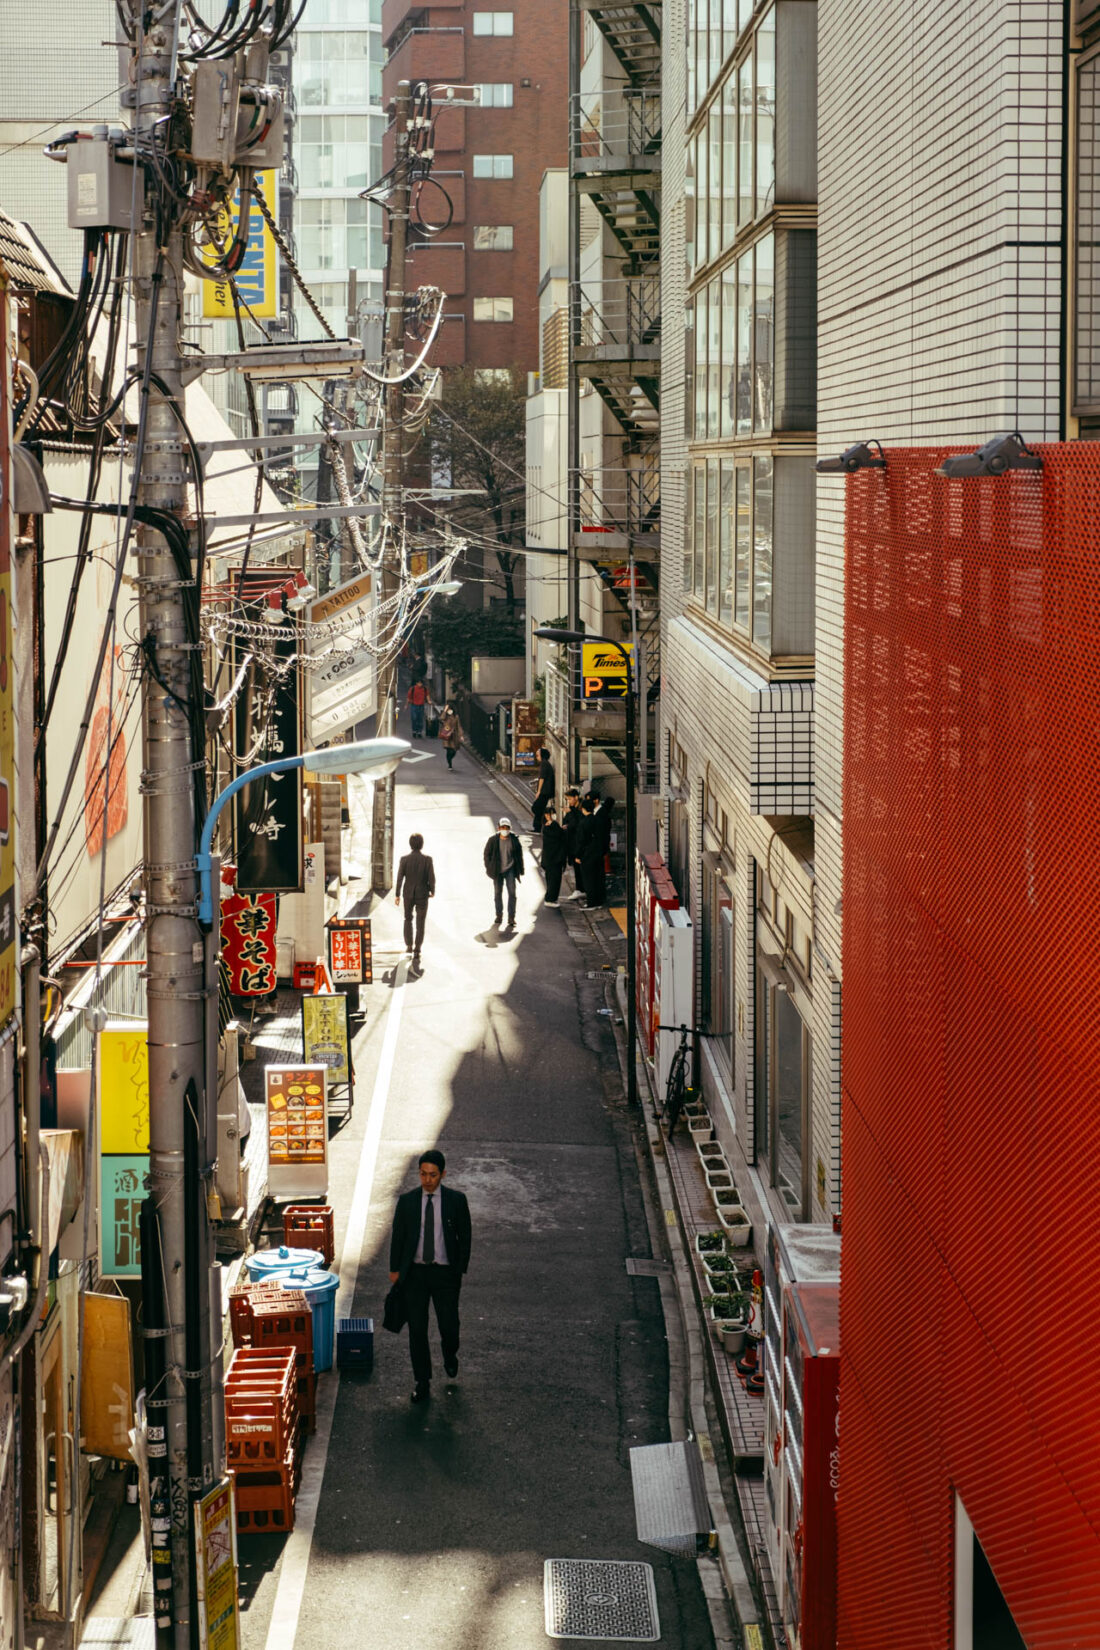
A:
263,957,408,1650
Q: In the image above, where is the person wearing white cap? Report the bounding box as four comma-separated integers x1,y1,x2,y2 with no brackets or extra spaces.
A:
482,816,525,928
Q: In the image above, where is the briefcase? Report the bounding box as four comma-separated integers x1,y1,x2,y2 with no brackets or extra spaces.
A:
382,1282,407,1333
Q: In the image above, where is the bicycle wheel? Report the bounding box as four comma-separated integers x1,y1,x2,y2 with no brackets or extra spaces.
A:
664,1050,688,1134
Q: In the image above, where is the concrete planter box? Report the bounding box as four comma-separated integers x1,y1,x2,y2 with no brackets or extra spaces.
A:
687,1113,714,1142
715,1202,752,1245
694,1231,727,1260
706,1170,734,1192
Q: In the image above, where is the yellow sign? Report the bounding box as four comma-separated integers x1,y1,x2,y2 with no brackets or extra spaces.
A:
81,1292,135,1459
302,992,351,1085
99,1026,149,1154
203,169,277,319
194,1481,241,1650
581,640,633,700
0,264,15,1024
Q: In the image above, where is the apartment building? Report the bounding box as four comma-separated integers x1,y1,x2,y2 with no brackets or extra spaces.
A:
659,0,828,1233
381,0,567,373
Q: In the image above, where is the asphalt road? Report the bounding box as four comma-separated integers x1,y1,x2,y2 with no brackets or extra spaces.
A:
237,748,715,1650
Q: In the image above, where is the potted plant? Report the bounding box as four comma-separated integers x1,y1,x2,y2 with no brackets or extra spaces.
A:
694,1229,726,1259
687,1110,714,1142
696,1139,725,1165
703,1291,750,1354
703,1251,736,1285
714,1191,752,1246
706,1168,734,1191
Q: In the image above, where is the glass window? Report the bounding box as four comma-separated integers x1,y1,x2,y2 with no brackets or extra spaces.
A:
708,104,722,263
735,463,751,628
720,264,735,438
709,0,723,91
685,298,695,439
473,225,514,249
737,55,753,227
736,250,752,435
738,0,754,33
472,153,514,177
752,454,773,650
706,458,719,614
472,297,514,320
477,83,514,107
298,114,372,188
695,283,708,438
719,460,734,625
696,0,709,105
696,130,708,268
753,234,774,432
722,0,739,63
473,10,514,32
693,465,706,597
708,274,721,439
298,31,372,107
688,0,697,111
756,10,776,216
683,462,695,593
722,75,738,249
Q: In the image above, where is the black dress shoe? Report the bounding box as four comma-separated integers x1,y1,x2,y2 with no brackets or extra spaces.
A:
444,1356,458,1378
411,1382,431,1403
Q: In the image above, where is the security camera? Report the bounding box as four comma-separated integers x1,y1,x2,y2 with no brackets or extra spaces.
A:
935,432,1042,478
815,441,886,475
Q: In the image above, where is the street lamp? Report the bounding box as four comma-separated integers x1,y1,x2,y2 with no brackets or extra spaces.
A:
196,736,411,925
536,626,638,1109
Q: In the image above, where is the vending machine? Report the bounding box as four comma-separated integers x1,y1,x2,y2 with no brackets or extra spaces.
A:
635,851,680,1061
780,1282,839,1650
654,904,693,1093
763,1224,840,1609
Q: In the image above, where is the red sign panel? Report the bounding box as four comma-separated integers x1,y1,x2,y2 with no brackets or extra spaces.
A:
327,918,372,985
220,868,277,996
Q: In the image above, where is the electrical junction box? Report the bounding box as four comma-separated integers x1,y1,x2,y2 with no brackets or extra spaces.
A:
67,135,135,231
235,96,285,169
190,61,241,168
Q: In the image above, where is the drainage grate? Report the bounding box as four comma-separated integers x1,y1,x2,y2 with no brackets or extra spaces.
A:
625,1257,670,1277
544,1558,660,1641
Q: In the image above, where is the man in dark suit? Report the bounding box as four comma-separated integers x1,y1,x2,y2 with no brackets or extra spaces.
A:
394,832,435,966
389,1150,472,1403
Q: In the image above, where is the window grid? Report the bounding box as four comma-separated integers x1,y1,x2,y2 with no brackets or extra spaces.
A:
472,10,514,33
473,225,514,249
473,297,514,321
472,153,514,178
477,83,514,107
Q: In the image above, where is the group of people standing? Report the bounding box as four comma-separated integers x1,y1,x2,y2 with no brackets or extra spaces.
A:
528,749,615,911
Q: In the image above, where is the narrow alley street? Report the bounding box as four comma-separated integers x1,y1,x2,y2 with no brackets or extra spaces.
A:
233,749,716,1650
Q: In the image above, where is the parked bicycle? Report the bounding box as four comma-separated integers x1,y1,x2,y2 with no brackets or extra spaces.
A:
656,1023,725,1136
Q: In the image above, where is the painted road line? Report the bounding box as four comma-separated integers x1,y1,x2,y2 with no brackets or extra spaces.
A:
263,957,408,1650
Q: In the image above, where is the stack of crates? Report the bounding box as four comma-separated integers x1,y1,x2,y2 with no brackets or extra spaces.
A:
251,1293,316,1433
282,1205,335,1267
225,1346,301,1534
229,1280,284,1348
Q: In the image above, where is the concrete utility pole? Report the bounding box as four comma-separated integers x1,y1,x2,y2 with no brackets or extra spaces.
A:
371,78,412,893
130,11,220,1648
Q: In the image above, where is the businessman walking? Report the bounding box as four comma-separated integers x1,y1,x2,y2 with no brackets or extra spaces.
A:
394,832,435,967
389,1150,472,1402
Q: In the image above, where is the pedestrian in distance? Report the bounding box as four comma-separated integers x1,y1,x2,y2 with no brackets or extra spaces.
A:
389,1150,472,1404
540,802,568,906
425,689,440,739
404,677,429,738
579,793,606,909
394,832,435,967
439,703,463,769
563,788,586,901
531,747,555,835
483,815,524,928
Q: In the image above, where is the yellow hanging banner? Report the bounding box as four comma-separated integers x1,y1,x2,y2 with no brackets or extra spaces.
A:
202,169,278,320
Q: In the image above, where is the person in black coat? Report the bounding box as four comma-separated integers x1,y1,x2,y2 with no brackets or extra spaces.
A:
483,817,525,927
531,748,555,834
562,788,585,900
389,1149,472,1402
394,833,435,963
539,802,568,906
579,794,606,909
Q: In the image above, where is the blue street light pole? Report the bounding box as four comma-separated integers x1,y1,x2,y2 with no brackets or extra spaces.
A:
196,737,410,925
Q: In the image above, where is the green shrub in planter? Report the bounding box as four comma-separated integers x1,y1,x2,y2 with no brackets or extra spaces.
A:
694,1229,726,1256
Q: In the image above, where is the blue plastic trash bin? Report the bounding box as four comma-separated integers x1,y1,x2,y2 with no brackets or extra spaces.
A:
278,1267,339,1372
245,1244,323,1283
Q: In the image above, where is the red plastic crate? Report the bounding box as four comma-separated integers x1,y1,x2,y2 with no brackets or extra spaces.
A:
231,1450,300,1533
282,1205,335,1268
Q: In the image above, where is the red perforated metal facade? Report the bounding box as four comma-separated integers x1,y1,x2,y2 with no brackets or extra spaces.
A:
839,448,1100,1648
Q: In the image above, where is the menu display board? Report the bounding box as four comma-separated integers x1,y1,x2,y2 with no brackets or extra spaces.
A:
328,918,372,985
302,993,351,1085
194,1480,240,1650
265,1065,328,1199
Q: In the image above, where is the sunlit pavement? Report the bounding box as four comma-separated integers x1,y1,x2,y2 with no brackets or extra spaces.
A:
236,749,715,1650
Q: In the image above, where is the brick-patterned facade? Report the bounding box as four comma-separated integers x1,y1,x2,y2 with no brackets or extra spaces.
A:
382,0,568,372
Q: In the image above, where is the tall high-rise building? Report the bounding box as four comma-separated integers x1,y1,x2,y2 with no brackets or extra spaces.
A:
381,0,567,373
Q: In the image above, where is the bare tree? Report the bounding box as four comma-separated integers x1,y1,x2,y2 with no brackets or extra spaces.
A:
429,365,526,613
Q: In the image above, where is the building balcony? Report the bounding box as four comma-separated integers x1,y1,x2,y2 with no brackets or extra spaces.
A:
570,89,661,175
407,239,466,296
572,274,660,362
571,464,659,555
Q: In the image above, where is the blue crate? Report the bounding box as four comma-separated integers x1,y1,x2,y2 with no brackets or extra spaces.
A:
336,1316,374,1374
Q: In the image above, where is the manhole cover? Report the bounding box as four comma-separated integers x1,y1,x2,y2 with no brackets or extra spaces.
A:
544,1558,660,1641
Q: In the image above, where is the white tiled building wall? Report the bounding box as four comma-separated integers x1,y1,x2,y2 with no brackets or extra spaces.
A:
814,0,1065,1209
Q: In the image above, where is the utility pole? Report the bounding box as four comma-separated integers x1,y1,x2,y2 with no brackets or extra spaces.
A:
130,12,220,1648
372,78,412,893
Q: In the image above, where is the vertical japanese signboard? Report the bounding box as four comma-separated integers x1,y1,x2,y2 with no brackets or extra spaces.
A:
327,918,372,985
234,634,303,893
194,1480,240,1650
265,1065,328,1199
301,993,351,1085
0,265,15,1023
202,169,277,320
220,874,277,996
98,1024,149,1277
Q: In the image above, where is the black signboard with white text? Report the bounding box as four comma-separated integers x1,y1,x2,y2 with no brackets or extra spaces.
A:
234,632,304,893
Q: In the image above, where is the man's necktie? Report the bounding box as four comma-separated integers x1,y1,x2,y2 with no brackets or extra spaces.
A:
423,1194,435,1264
